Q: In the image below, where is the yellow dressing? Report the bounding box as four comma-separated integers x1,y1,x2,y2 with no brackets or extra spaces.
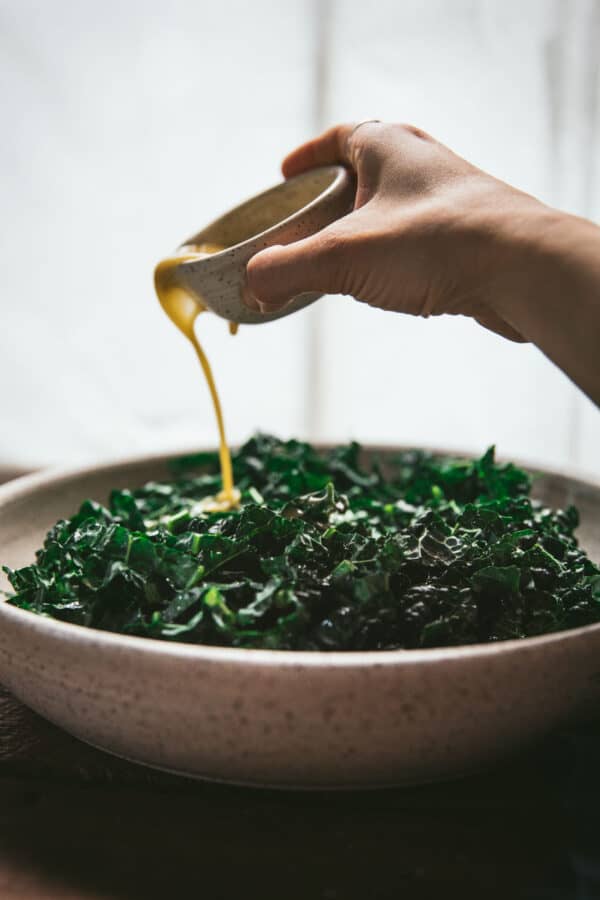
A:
154,242,240,512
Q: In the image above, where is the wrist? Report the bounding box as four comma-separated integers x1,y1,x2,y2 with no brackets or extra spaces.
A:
488,205,594,324
490,202,600,403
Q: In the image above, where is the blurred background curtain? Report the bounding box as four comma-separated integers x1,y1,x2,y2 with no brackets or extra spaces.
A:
1,0,599,473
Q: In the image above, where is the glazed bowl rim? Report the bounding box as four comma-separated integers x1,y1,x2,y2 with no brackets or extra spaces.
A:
179,164,352,260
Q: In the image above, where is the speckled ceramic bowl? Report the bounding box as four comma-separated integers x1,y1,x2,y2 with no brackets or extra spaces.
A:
167,164,355,325
0,449,599,789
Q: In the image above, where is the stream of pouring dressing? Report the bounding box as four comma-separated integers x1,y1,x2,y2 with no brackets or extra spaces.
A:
154,243,241,512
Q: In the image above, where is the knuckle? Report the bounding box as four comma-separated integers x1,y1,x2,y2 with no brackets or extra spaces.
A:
346,122,385,170
318,123,353,163
395,122,431,142
313,231,351,293
332,122,353,143
315,230,347,258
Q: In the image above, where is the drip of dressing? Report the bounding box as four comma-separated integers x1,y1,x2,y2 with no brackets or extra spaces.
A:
154,242,240,512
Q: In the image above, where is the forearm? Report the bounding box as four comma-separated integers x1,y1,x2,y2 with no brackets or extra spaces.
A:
492,209,600,405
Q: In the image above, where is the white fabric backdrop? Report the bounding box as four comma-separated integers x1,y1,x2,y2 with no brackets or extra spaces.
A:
1,0,598,473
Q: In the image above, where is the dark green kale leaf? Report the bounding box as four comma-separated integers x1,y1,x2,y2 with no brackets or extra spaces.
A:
4,436,600,651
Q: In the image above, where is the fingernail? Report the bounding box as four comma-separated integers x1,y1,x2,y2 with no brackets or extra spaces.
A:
241,283,261,312
260,297,291,315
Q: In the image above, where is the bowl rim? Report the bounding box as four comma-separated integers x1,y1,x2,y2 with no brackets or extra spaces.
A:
1,444,600,668
178,164,353,260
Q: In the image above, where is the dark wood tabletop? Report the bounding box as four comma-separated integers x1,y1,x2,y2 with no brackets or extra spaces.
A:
1,681,598,900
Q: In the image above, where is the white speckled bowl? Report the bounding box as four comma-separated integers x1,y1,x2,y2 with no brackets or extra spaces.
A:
0,449,599,789
167,164,355,325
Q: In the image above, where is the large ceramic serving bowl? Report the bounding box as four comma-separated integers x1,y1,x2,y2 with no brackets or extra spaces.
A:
0,449,599,789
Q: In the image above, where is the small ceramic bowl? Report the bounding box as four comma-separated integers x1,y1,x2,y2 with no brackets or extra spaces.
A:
166,164,355,324
0,449,599,789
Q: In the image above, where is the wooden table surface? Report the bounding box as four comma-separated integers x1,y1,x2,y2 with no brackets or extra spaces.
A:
0,753,570,900
0,772,567,900
1,681,597,900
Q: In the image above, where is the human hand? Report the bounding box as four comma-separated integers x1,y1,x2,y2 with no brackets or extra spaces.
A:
244,121,561,342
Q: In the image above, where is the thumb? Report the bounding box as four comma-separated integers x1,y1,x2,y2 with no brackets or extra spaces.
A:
244,228,349,312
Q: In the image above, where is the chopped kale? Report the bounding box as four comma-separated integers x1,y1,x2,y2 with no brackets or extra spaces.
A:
4,435,600,650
